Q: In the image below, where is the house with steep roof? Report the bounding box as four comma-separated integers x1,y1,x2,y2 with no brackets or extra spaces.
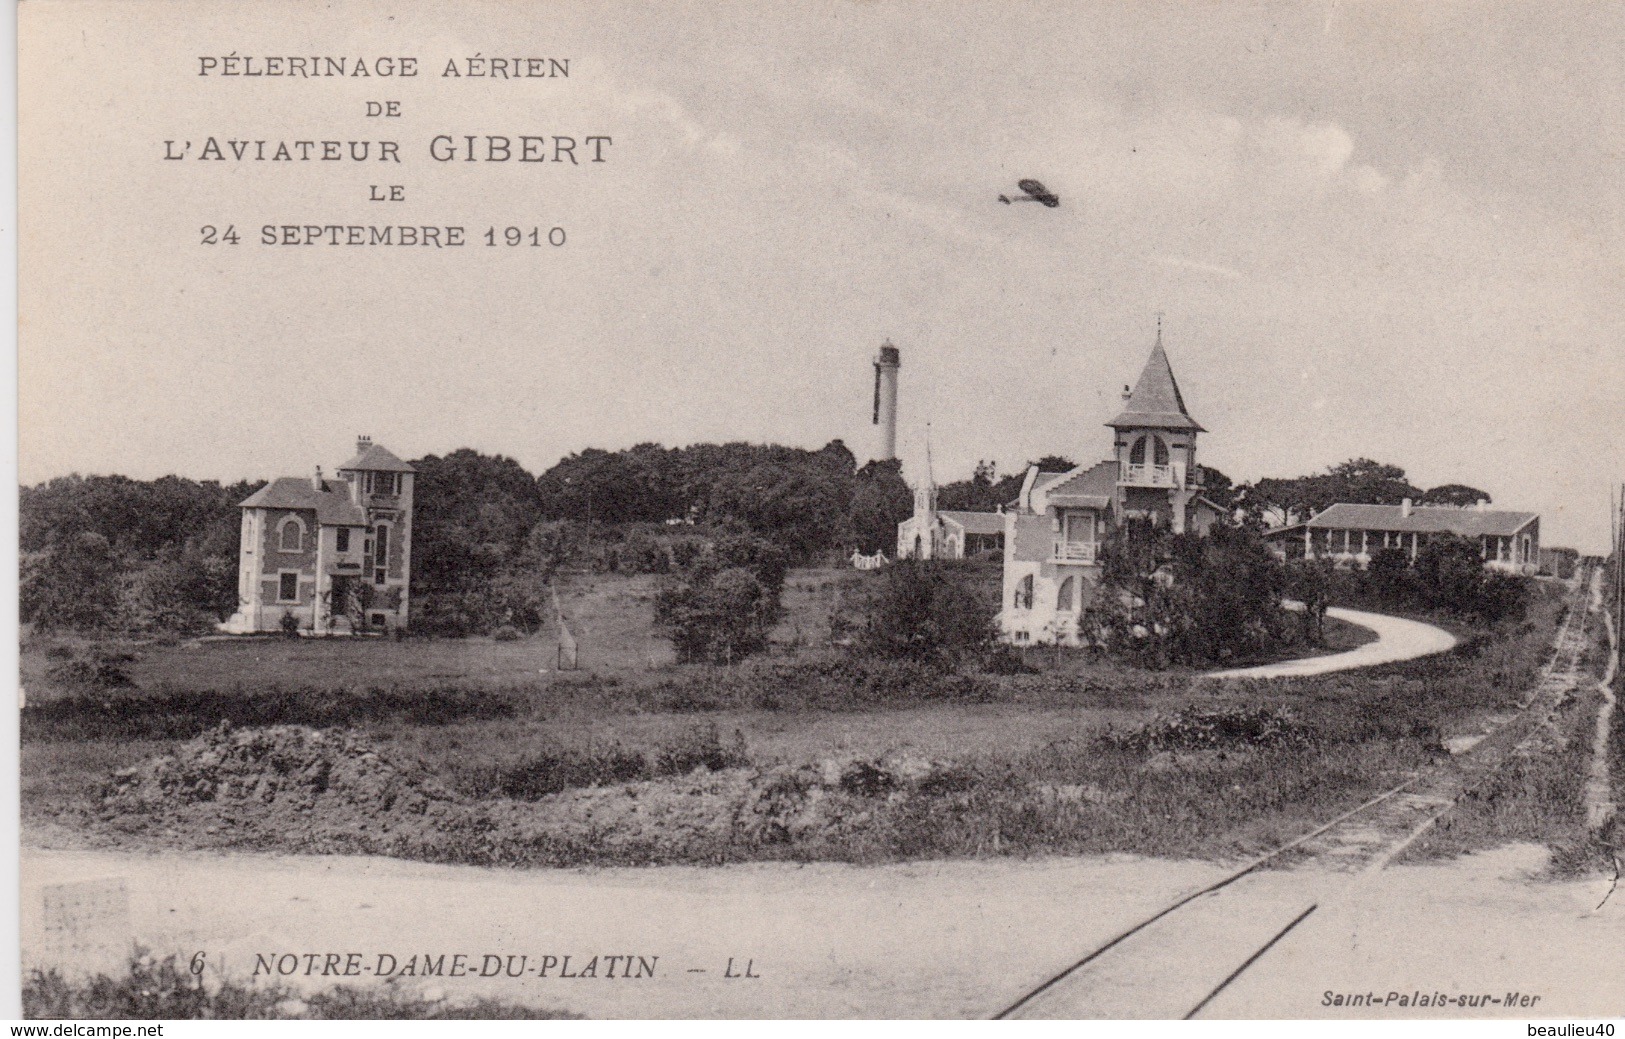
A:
1000,335,1227,645
1264,500,1540,575
220,437,416,634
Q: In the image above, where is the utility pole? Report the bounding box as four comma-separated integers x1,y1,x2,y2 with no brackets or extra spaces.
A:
1615,481,1623,622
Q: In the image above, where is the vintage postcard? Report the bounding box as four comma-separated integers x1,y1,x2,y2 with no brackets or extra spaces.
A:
14,0,1625,1024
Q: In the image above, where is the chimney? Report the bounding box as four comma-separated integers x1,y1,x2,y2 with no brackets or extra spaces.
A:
872,341,900,461
312,466,324,491
1122,384,1132,401
1401,497,1412,518
356,434,372,455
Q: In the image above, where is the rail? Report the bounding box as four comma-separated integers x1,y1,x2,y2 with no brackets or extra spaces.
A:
994,567,1596,1020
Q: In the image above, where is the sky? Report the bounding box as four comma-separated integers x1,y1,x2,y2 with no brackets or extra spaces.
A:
18,0,1625,551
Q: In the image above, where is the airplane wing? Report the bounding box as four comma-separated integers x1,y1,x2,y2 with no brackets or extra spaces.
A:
1017,179,1046,194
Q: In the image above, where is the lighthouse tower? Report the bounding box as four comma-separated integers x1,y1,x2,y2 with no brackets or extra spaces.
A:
872,341,900,461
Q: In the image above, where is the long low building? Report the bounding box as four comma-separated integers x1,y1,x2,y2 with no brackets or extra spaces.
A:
1264,500,1540,575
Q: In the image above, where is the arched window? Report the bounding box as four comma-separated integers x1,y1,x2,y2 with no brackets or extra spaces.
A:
1129,436,1147,464
913,534,923,558
1057,576,1076,612
277,516,305,553
1013,575,1034,610
1152,436,1170,466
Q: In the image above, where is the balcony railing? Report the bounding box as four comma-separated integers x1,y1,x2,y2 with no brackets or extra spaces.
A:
1119,463,1178,487
1053,540,1099,563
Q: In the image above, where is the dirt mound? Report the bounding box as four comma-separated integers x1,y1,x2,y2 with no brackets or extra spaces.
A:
499,753,978,864
95,727,981,867
99,724,487,856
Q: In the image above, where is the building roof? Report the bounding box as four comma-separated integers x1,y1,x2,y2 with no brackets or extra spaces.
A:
239,478,368,526
938,510,1006,535
1261,522,1308,540
1031,471,1070,493
1306,503,1538,537
1107,338,1205,432
338,442,416,473
1043,460,1118,509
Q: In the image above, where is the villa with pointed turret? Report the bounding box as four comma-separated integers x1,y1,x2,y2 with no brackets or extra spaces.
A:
999,335,1227,645
220,437,416,635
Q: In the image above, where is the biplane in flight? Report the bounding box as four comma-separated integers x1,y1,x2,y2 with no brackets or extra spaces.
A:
998,179,1060,207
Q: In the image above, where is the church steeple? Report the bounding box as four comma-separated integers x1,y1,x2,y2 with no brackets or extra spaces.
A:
915,423,939,520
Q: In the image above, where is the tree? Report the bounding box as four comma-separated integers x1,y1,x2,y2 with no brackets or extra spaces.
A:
937,460,1024,512
1414,534,1493,612
21,532,124,632
128,543,237,633
707,532,790,596
1092,521,1291,666
1418,484,1492,507
407,449,551,635
849,459,912,554
1030,455,1077,473
1237,458,1424,526
1284,557,1334,644
20,473,252,559
1196,465,1238,511
861,560,996,666
703,455,852,562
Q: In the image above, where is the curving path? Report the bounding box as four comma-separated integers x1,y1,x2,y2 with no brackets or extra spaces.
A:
1207,606,1457,681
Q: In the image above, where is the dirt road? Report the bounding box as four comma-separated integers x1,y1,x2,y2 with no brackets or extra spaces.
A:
1208,606,1457,681
22,842,1622,1019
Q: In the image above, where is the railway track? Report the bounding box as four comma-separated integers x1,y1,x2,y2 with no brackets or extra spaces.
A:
995,569,1598,1020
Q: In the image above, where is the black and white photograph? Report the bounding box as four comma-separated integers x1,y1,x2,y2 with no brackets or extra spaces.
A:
13,0,1625,1023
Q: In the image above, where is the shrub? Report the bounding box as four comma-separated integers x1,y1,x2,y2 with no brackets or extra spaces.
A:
1101,705,1312,755
1093,521,1293,666
127,546,237,634
22,949,575,1019
860,560,996,666
410,576,545,638
656,567,780,664
22,683,521,742
45,650,135,690
654,548,784,664
492,624,522,642
1329,534,1531,624
707,533,789,595
619,530,671,574
278,611,301,638
652,722,748,776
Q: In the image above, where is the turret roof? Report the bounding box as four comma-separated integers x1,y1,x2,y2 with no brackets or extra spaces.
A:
338,442,416,473
1107,338,1204,432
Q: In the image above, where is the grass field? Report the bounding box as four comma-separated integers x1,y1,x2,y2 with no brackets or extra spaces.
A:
19,567,1586,870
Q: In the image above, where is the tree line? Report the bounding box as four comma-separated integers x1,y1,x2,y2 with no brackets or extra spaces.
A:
18,444,1495,641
